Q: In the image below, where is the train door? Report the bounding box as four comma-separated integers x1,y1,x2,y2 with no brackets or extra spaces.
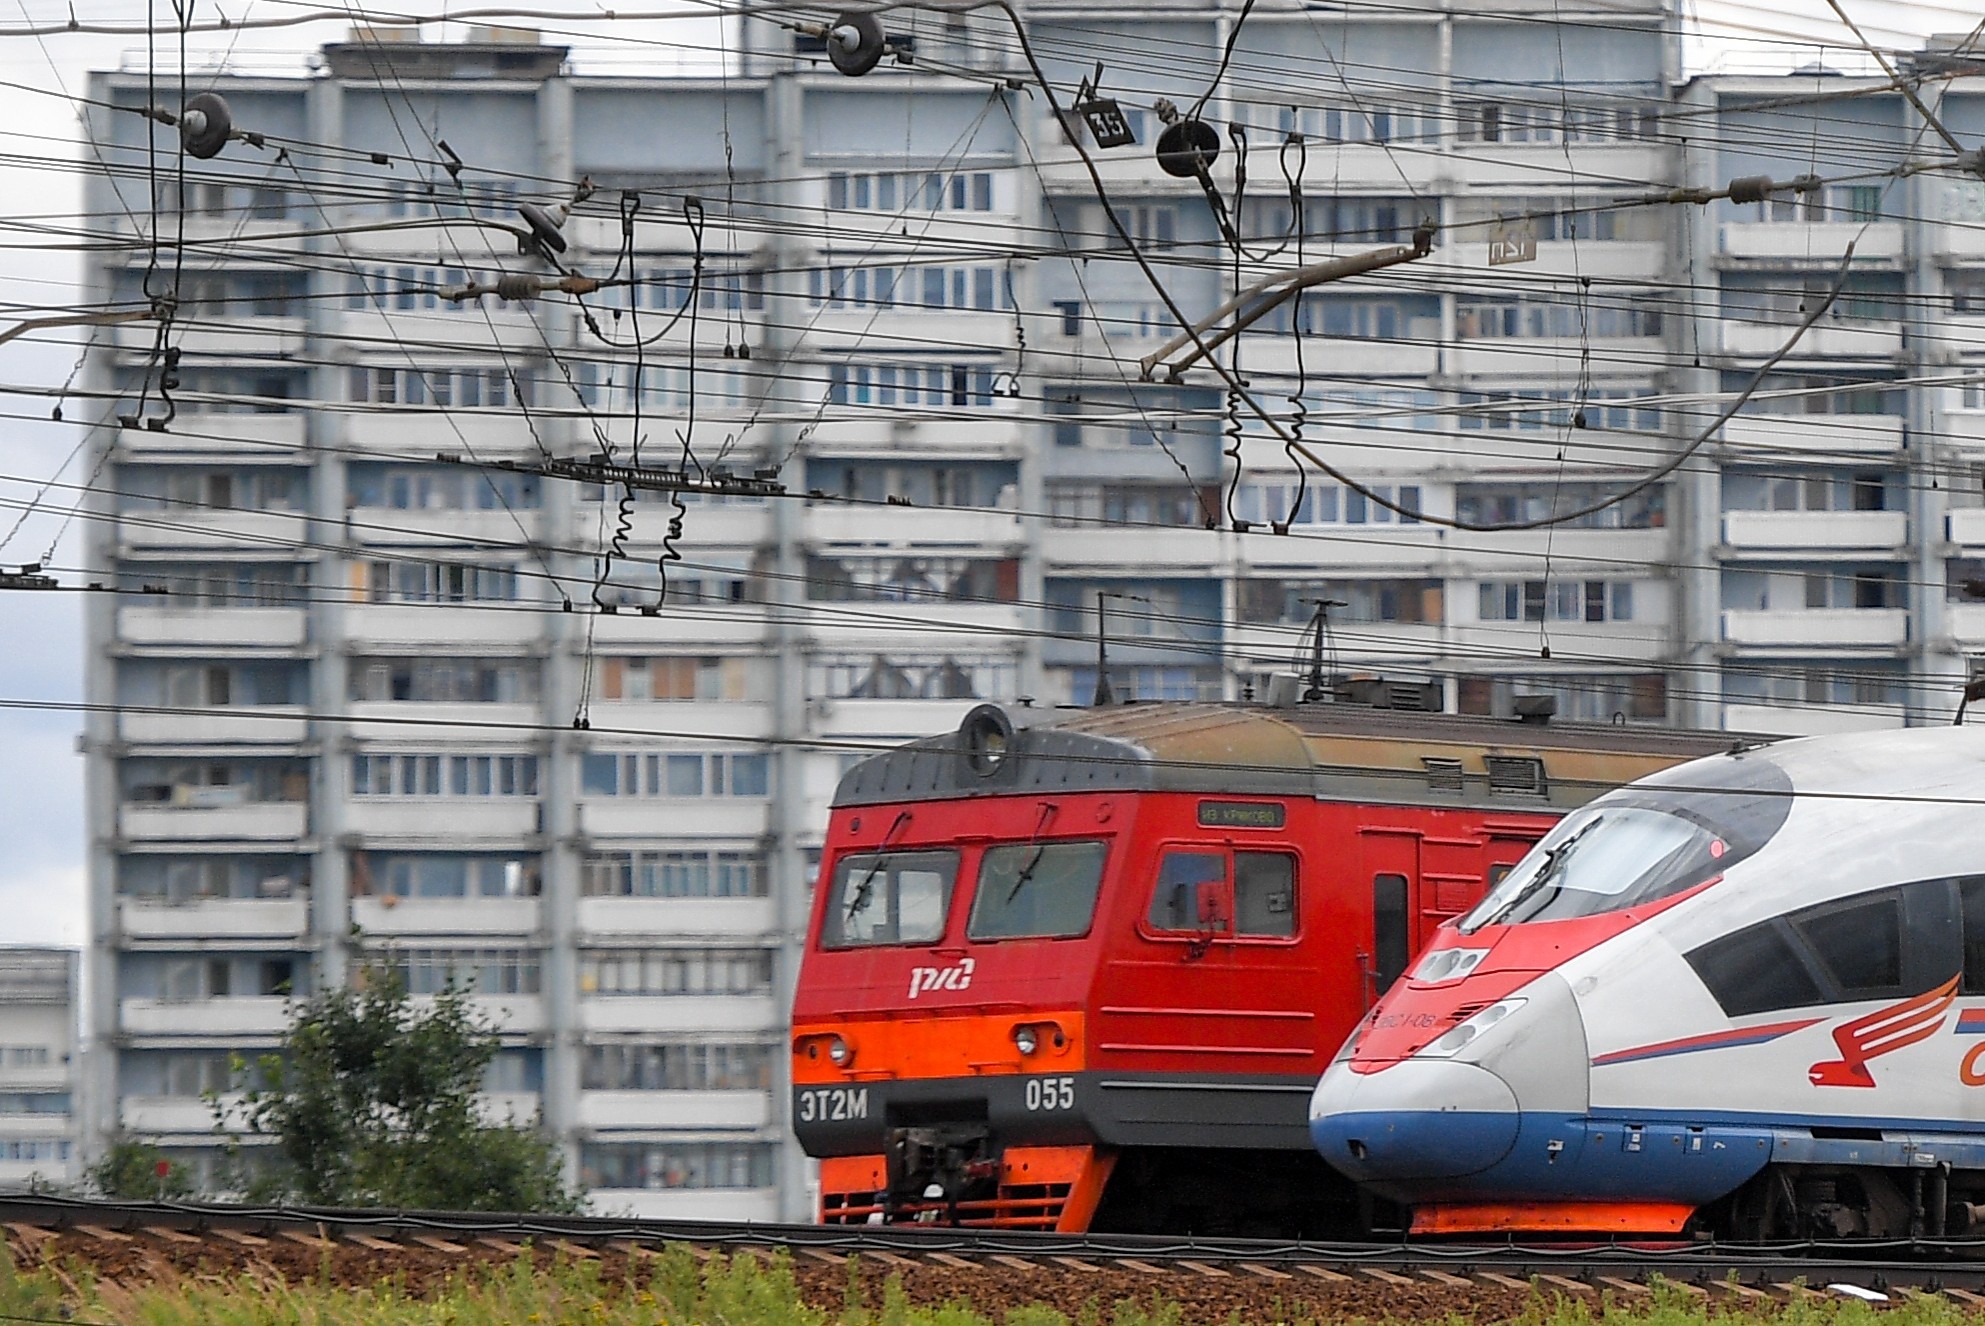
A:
1359,828,1421,1006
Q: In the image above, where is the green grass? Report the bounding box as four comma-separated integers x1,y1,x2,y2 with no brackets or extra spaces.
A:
0,1241,1973,1326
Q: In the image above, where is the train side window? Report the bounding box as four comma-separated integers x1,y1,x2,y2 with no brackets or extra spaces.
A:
1234,852,1296,937
969,840,1109,940
1790,891,1903,1000
1686,923,1826,1017
1373,873,1409,994
1149,850,1228,931
821,849,960,948
1487,864,1515,887
1962,878,1985,994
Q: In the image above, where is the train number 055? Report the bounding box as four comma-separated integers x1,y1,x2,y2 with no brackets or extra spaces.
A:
797,1087,869,1122
1024,1076,1076,1111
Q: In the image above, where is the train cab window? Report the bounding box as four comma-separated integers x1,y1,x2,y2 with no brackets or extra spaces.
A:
821,849,959,948
1961,878,1985,994
1235,853,1297,937
968,840,1108,940
1374,873,1410,994
1148,849,1298,938
1791,892,1903,1000
1149,851,1227,931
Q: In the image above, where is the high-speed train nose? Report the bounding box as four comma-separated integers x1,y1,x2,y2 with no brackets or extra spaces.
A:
1309,1059,1521,1185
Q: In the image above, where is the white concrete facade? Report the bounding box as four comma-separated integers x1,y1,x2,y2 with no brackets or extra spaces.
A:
0,950,80,1191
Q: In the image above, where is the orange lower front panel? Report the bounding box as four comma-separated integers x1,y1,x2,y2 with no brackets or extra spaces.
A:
820,1146,1114,1232
794,1010,1085,1085
1410,1201,1695,1236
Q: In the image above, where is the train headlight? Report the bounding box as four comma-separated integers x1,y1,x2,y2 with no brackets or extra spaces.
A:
1417,997,1526,1059
1013,1026,1039,1056
827,1036,854,1067
1412,946,1492,985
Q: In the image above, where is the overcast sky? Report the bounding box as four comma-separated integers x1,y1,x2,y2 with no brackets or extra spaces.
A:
0,0,1958,948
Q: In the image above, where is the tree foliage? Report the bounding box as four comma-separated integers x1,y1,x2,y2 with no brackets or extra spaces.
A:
86,1138,196,1200
220,970,582,1212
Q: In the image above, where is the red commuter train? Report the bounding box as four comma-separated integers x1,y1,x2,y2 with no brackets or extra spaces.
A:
791,698,1736,1235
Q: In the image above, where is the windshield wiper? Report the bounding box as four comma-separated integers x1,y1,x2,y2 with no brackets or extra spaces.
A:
845,810,911,922
1480,819,1598,928
1004,804,1059,904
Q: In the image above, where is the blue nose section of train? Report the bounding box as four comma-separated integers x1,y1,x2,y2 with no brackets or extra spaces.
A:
1309,1060,1522,1183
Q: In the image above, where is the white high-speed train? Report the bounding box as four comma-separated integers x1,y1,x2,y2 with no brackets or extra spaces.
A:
1309,726,1985,1241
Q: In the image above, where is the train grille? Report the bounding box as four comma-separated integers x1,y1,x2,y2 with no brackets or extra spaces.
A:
820,1182,1072,1230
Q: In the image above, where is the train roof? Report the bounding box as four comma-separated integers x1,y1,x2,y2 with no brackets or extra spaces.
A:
830,702,1749,814
1647,723,1985,802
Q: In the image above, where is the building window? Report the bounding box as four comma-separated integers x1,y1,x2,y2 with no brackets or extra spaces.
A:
355,853,539,899
350,753,539,797
347,464,539,510
595,656,760,703
582,849,768,899
1457,673,1668,723
826,362,997,408
579,752,771,799
1456,482,1665,529
379,946,542,995
805,556,1019,603
581,1041,772,1091
581,1142,776,1190
1478,579,1636,623
808,264,1009,311
828,170,994,213
363,561,520,604
578,948,775,997
349,658,540,703
346,364,531,408
807,654,1014,700
1240,579,1443,625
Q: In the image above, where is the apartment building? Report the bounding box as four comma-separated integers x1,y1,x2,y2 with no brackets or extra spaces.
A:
79,3,1983,1215
0,949,80,1191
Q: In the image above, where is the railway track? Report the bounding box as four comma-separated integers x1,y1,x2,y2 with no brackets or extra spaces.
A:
7,1194,1985,1317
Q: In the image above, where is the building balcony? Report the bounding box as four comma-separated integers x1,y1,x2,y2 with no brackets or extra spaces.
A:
1951,509,1985,546
581,701,774,739
1720,703,1905,737
1721,510,1908,552
113,316,307,359
805,696,979,741
1237,335,1441,380
1719,220,1905,264
120,705,308,745
0,1158,75,1187
1043,525,1226,573
337,308,540,351
579,995,779,1035
1719,413,1905,457
801,601,1028,649
1945,410,1985,457
406,994,544,1037
1935,223,1985,261
805,308,1014,350
479,1091,543,1125
121,1094,240,1134
343,800,540,840
1721,607,1909,648
120,510,309,555
1446,337,1663,378
350,896,541,936
577,1090,772,1131
346,702,541,744
803,505,1024,549
119,897,309,942
341,410,543,458
120,996,292,1036
617,506,770,547
797,416,1029,459
578,801,769,840
0,1064,71,1092
117,411,308,456
1719,320,1901,359
588,607,772,649
341,603,545,650
585,1189,779,1221
575,897,777,941
1944,602,1985,646
1443,238,1666,282
1452,143,1666,191
117,606,308,649
119,801,308,843
346,508,545,550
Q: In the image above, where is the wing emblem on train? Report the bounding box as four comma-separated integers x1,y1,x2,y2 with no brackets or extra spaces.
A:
1808,976,1959,1088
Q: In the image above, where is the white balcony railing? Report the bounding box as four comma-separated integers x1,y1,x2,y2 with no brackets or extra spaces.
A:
1721,607,1909,648
1719,220,1905,262
119,897,309,941
1721,510,1907,551
119,801,308,842
1719,413,1905,457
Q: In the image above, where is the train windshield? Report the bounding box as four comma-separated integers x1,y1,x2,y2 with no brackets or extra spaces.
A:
821,849,959,947
968,840,1108,940
1458,757,1794,933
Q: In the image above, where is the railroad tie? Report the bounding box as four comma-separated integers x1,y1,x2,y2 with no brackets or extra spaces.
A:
991,1255,1038,1272
1295,1264,1353,1283
410,1234,467,1254
1239,1262,1290,1281
865,1250,917,1269
278,1229,335,1250
927,1253,978,1270
75,1224,133,1242
1944,1288,1985,1307
1535,1275,1594,1294
1708,1280,1770,1300
1597,1277,1650,1296
212,1228,270,1248
1476,1272,1533,1291
1052,1257,1102,1273
1360,1267,1418,1287
478,1237,526,1255
546,1238,599,1260
346,1233,400,1251
3,1223,56,1248
1113,1259,1164,1275
798,1248,846,1266
1420,1270,1472,1288
143,1225,200,1244
1176,1261,1230,1278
